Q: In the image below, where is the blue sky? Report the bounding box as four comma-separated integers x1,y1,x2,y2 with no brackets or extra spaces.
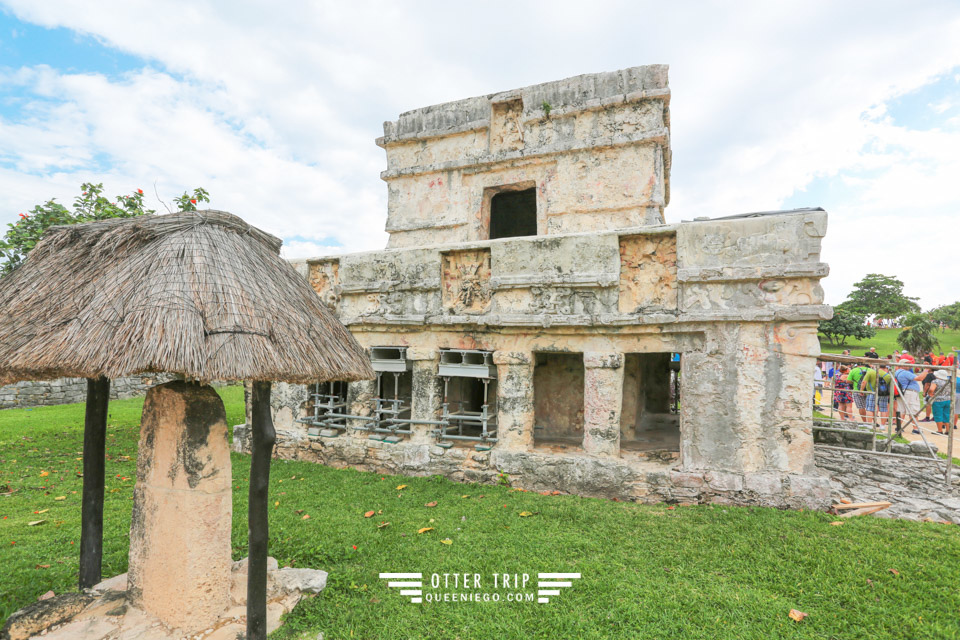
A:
0,1,958,308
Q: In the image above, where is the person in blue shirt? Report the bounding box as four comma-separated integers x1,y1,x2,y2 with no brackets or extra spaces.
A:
893,360,926,434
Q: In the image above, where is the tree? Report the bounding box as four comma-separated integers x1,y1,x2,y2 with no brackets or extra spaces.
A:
839,273,920,319
1,184,210,275
929,302,960,330
818,309,876,347
897,313,940,355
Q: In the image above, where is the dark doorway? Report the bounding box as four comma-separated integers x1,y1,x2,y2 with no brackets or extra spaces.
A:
620,353,680,453
489,188,537,239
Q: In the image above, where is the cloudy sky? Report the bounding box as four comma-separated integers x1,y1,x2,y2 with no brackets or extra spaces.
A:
1,1,958,308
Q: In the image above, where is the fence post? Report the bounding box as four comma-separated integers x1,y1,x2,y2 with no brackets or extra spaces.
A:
947,366,957,487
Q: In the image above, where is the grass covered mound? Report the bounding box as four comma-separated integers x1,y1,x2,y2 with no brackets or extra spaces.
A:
1,389,959,639
820,326,960,358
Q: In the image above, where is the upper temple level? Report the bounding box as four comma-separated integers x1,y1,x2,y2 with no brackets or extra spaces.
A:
377,65,672,249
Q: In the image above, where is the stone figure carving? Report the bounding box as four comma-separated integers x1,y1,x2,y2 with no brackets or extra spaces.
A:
442,249,493,314
531,286,604,316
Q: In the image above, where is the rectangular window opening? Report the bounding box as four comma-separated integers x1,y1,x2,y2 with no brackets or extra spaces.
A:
620,353,681,455
302,380,349,432
489,186,537,240
442,376,498,439
533,352,585,451
377,370,413,424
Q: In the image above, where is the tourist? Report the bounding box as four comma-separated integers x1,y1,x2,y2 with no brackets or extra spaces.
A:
929,370,953,435
894,360,925,434
900,350,915,364
921,367,937,422
860,362,892,422
865,347,879,359
834,366,854,421
848,362,871,422
813,365,823,410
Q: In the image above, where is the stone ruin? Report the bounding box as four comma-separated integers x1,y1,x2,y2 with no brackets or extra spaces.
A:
238,64,835,509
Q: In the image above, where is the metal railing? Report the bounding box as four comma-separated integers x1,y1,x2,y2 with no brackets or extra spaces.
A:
297,370,499,447
815,353,957,486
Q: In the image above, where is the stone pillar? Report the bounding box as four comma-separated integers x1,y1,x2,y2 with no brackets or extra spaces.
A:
346,378,377,435
494,351,534,450
583,353,623,457
408,348,441,444
128,381,232,633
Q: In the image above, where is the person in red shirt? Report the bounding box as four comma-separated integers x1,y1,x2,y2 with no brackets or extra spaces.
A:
900,350,916,364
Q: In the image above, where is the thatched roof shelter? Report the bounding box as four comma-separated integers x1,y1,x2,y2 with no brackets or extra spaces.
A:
0,210,374,639
0,209,374,385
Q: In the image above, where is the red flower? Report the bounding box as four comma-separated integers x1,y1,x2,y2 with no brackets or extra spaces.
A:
18,213,26,218
137,189,143,194
190,198,197,204
352,545,357,550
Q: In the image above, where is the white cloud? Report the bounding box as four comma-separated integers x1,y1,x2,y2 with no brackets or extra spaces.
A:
0,0,959,307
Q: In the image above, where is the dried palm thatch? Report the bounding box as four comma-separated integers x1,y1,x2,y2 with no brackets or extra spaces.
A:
0,210,374,385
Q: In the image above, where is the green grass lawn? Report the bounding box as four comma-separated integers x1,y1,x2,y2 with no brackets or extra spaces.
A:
820,327,960,358
2,391,960,639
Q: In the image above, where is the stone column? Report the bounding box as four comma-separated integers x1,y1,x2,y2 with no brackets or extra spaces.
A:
494,351,534,450
128,381,232,633
346,378,377,436
408,348,441,444
583,352,624,457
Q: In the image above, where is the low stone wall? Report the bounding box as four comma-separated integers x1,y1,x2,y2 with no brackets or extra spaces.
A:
813,421,939,457
816,447,960,523
231,424,833,510
0,375,174,409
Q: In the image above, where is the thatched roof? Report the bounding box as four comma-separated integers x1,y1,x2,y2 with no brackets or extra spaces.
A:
0,210,374,385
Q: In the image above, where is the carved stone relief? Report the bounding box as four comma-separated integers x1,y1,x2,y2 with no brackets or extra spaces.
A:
531,286,603,316
618,234,678,313
442,249,493,314
681,279,824,311
308,260,341,311
489,98,525,153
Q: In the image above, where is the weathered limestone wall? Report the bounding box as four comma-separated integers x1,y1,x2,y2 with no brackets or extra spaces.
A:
0,374,173,410
378,65,671,248
303,211,828,330
129,382,232,633
267,209,832,508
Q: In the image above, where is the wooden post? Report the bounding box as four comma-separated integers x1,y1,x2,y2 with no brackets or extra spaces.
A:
79,376,110,589
247,381,275,640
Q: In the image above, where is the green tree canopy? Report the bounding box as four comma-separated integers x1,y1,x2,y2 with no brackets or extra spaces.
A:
929,302,960,330
1,183,209,276
818,309,876,347
838,273,920,319
897,313,940,355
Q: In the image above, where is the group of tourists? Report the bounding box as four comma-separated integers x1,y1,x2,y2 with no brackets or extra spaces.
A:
817,348,960,437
